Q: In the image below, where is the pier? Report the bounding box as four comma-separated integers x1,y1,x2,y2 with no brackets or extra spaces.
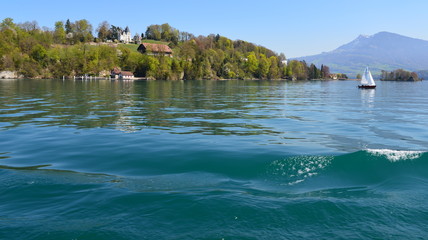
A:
62,75,149,81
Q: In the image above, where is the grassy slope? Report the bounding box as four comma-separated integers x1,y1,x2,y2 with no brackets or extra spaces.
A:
119,40,170,53
119,44,139,53
142,39,169,45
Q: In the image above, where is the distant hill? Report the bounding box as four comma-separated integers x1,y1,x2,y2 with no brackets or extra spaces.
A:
416,70,428,80
293,32,428,77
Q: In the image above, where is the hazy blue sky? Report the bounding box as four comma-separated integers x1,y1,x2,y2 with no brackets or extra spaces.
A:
2,0,427,58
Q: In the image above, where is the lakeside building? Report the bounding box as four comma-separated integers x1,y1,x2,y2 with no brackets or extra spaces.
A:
137,43,173,57
111,67,134,80
329,74,338,80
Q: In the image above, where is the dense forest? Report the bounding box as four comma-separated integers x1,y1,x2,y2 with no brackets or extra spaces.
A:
0,18,339,80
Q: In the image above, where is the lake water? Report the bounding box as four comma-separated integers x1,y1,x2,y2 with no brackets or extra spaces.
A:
1,79,428,239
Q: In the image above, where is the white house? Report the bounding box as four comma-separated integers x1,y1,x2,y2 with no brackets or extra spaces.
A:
111,67,134,80
281,60,288,66
120,26,132,44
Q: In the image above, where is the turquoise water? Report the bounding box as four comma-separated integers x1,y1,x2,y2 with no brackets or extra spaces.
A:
1,79,428,239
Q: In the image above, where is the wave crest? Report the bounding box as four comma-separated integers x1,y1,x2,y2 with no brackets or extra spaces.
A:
266,149,428,187
268,155,333,185
366,149,425,162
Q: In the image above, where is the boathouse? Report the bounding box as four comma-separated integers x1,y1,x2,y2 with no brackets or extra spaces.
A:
111,67,134,80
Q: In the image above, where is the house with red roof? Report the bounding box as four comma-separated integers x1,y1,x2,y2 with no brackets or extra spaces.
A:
110,67,134,80
137,43,173,57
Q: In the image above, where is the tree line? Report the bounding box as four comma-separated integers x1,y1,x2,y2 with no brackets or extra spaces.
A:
0,17,342,80
380,69,420,81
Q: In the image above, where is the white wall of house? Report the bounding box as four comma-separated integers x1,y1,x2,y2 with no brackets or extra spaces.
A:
0,71,21,79
120,31,132,44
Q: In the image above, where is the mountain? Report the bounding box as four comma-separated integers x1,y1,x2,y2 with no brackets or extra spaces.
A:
293,32,428,77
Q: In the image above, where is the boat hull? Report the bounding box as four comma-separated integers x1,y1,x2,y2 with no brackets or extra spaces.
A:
358,85,376,89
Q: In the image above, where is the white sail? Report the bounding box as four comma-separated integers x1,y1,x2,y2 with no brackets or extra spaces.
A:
361,67,375,86
360,69,369,85
366,68,376,85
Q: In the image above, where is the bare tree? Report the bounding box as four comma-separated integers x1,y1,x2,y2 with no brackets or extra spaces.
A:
97,21,110,42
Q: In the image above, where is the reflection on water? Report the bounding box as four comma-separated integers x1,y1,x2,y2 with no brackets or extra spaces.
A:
360,88,375,107
0,80,284,135
1,79,428,152
2,79,428,240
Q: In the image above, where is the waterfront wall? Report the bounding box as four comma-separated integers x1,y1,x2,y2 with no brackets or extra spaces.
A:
0,71,22,79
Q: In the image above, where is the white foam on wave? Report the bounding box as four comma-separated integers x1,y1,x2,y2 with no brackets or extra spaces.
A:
366,149,425,162
269,155,333,185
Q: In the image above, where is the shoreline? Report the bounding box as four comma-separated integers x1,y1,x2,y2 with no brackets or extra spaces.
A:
0,77,346,82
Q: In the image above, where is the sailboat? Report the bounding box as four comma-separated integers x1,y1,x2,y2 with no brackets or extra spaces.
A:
358,67,376,89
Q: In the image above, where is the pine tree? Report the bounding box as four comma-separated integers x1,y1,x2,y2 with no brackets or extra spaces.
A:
65,19,72,34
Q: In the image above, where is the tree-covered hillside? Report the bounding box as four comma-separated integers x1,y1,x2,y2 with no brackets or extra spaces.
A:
0,18,333,80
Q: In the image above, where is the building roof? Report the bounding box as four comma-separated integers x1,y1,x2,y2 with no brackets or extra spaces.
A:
112,67,121,74
120,71,133,76
111,67,133,76
139,43,172,54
